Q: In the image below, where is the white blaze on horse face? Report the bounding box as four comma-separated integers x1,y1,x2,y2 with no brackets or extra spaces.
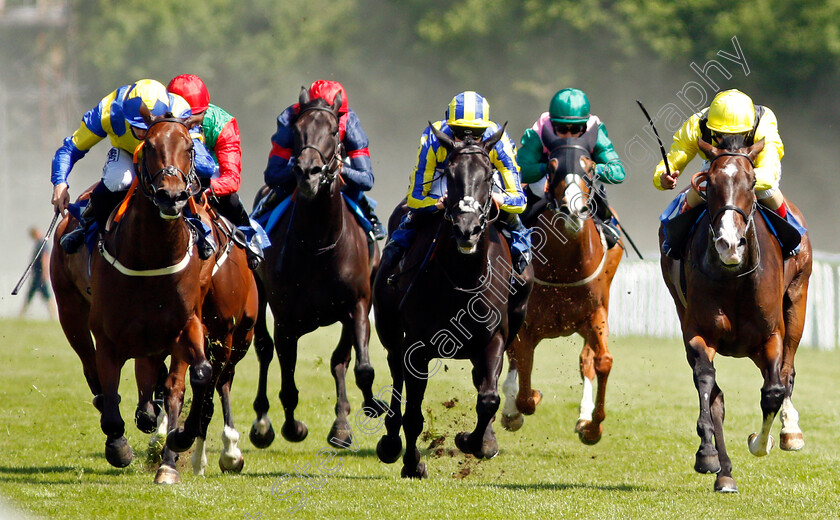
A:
564,174,586,218
458,196,481,214
715,211,743,265
721,163,738,178
578,377,595,423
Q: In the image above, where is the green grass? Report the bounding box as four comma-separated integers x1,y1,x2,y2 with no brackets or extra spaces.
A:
1,318,838,519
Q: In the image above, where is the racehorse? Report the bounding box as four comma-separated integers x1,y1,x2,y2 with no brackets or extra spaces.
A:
659,135,812,492
249,89,385,450
372,124,533,478
499,136,622,445
50,108,225,484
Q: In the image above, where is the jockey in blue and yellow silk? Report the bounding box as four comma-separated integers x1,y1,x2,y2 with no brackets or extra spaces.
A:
263,80,385,239
383,91,532,274
51,79,217,254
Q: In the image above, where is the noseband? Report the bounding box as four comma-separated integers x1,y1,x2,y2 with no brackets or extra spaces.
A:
443,144,497,233
135,119,200,203
296,106,342,186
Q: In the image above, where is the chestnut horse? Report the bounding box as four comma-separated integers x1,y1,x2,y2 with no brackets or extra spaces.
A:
500,137,622,445
372,125,533,478
249,90,385,450
660,135,812,492
50,111,230,484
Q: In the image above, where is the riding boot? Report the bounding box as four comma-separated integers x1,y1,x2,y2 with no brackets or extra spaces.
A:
358,193,387,240
499,212,532,275
60,201,96,254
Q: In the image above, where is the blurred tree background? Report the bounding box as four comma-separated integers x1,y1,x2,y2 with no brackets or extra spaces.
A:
2,0,840,291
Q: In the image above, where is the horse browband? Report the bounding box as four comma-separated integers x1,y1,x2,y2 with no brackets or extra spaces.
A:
709,151,754,167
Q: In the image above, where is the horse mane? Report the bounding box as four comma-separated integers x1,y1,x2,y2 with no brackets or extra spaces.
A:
716,133,747,151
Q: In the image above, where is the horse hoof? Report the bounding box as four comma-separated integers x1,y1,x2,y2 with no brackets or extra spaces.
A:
220,456,245,473
327,422,352,448
281,420,308,443
714,475,738,493
780,432,804,451
576,421,603,445
135,407,157,434
364,398,389,418
501,413,524,432
105,436,134,468
166,427,195,453
154,465,181,485
376,435,402,464
478,437,499,460
694,449,721,474
249,419,276,449
400,462,428,479
454,432,475,455
747,432,775,456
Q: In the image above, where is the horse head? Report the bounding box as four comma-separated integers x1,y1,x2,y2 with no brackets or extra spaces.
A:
137,104,202,219
431,123,504,254
544,135,595,231
293,88,343,199
696,135,764,267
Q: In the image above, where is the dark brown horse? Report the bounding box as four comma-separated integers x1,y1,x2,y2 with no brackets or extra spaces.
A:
660,135,812,492
249,90,385,450
51,111,221,484
500,138,622,445
372,125,533,478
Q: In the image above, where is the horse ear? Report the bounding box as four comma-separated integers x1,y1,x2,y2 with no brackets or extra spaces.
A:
184,113,203,129
139,102,153,127
299,86,310,106
482,122,507,152
430,122,454,151
697,137,718,159
747,138,765,162
332,92,343,114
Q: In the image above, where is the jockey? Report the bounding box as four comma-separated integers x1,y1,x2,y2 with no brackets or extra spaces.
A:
167,74,263,270
381,91,531,274
262,80,386,240
518,88,626,245
654,89,801,255
52,79,218,255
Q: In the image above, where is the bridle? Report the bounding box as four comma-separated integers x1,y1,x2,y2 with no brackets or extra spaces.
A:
546,144,595,216
135,118,200,206
700,151,757,243
442,143,498,233
295,105,343,186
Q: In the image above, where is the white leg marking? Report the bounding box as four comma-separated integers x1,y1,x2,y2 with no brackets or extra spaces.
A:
578,377,595,422
748,414,776,457
780,397,802,434
220,425,243,470
501,368,519,417
252,416,271,436
192,436,207,476
147,412,169,457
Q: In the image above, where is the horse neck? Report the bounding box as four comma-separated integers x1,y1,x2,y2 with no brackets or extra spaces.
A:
291,179,345,251
538,210,602,264
118,193,191,265
437,222,492,288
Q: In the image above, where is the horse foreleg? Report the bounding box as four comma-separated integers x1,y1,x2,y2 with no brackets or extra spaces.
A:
500,351,524,432
401,365,429,479
577,309,613,445
376,350,405,464
277,330,308,442
350,299,387,417
748,331,785,457
455,333,504,460
513,327,541,416
217,364,244,473
685,334,722,476
94,338,133,469
156,357,187,484
191,338,228,477
134,355,166,434
250,283,276,448
709,382,737,492
166,316,212,454
327,323,354,448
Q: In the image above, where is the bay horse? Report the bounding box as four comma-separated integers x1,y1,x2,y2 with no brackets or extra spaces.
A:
249,89,385,450
499,137,622,445
659,135,812,492
372,124,533,478
50,109,228,483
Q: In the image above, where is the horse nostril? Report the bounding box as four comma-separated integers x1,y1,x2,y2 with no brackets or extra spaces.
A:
175,191,189,203
154,189,169,206
739,237,747,247
472,225,482,236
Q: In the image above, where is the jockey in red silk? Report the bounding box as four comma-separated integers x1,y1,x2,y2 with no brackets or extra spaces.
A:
263,80,386,240
167,74,263,269
52,79,218,255
381,91,532,275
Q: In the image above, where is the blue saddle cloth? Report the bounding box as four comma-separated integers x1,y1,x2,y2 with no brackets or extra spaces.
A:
251,192,373,241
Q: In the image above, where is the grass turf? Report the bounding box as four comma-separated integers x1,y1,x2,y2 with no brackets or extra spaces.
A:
0,318,838,519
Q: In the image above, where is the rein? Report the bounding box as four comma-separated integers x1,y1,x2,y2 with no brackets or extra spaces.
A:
296,105,343,184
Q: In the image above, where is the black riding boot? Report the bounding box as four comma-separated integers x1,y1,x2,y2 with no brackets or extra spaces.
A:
60,201,97,254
